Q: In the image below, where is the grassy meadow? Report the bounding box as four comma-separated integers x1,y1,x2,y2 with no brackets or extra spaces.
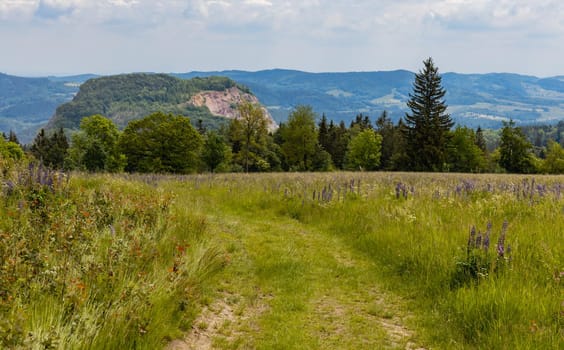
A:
1,167,562,349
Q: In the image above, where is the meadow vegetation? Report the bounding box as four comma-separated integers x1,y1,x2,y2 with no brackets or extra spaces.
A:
0,164,226,349
181,172,562,349
2,164,561,349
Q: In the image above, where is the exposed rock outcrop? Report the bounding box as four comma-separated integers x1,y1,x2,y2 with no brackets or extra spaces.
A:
190,87,277,130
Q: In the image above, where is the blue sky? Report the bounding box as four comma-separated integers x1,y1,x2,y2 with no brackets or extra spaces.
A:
0,0,562,77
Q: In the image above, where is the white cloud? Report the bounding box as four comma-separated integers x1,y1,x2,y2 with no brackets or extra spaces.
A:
0,0,36,20
107,0,139,7
428,0,563,32
0,0,562,76
244,0,272,6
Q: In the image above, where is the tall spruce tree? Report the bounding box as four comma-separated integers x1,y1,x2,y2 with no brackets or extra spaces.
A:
475,126,487,152
375,111,394,169
403,57,453,171
318,114,330,152
326,121,349,169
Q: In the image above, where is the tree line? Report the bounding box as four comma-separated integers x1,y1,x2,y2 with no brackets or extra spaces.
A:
3,58,564,174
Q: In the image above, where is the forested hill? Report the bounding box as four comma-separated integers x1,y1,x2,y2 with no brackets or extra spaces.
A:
47,73,268,131
177,70,564,128
0,73,76,141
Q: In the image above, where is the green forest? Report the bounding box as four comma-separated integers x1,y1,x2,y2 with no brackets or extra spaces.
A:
47,74,241,131
3,58,563,175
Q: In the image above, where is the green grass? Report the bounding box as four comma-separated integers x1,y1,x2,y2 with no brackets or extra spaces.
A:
0,169,225,349
173,184,412,349
1,170,562,349
166,172,562,349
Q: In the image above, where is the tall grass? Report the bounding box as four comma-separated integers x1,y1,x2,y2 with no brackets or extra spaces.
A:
1,169,561,348
181,172,563,349
0,166,225,349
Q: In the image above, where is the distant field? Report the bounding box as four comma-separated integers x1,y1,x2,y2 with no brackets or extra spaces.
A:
1,170,562,349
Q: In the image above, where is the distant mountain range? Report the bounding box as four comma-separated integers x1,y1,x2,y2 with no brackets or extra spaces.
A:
176,70,564,128
1,69,563,143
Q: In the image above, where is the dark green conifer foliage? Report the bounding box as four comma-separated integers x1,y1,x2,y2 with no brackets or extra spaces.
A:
8,130,19,145
350,113,372,131
475,126,487,152
30,128,68,169
375,111,395,170
324,121,349,169
318,114,330,152
50,128,69,169
403,57,454,171
30,129,50,163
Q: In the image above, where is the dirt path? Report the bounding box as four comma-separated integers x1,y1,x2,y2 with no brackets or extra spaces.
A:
168,208,426,349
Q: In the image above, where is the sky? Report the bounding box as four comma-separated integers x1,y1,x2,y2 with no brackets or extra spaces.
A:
0,0,562,77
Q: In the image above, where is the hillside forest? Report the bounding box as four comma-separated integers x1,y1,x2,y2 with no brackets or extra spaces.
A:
2,59,564,175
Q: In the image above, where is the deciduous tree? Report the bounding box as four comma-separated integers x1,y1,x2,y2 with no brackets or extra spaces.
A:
447,126,486,172
540,140,564,174
281,105,318,171
498,119,536,173
66,115,124,172
119,112,202,173
345,129,382,171
228,102,269,172
201,131,231,173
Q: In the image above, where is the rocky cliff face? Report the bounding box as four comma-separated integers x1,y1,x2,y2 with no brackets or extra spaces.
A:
190,87,277,130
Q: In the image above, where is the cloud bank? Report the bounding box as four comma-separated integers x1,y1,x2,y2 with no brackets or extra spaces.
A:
0,0,562,76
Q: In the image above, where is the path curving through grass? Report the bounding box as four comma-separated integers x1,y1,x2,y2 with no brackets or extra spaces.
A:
169,184,426,349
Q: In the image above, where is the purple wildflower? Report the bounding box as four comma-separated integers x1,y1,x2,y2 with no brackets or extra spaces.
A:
468,226,476,251
475,231,482,248
395,182,403,199
497,221,508,258
483,230,490,251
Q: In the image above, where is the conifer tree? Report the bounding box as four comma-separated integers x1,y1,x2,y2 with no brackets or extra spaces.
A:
30,129,51,164
475,126,487,152
8,130,19,145
326,121,349,169
403,57,453,171
49,128,69,169
375,111,395,169
318,114,330,152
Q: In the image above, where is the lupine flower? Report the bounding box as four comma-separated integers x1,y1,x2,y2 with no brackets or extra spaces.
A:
475,231,482,248
483,230,490,251
497,221,508,258
395,182,403,199
468,226,476,251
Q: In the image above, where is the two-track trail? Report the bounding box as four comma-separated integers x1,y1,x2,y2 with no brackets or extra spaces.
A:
168,192,426,350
